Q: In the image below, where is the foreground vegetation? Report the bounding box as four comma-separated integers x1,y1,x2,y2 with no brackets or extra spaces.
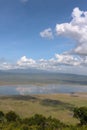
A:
0,93,87,129
0,93,87,124
0,107,87,130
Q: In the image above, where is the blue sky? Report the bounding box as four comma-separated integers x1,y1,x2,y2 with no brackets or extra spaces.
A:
0,0,87,75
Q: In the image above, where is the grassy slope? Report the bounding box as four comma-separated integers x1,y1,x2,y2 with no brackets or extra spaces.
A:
0,93,87,125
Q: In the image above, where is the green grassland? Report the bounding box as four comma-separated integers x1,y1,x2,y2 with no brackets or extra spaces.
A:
0,93,87,125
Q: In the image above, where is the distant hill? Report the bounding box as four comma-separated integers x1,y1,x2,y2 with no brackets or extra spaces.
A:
0,69,87,85
0,68,49,74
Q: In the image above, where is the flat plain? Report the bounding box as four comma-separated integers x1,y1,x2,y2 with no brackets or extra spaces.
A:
0,93,87,125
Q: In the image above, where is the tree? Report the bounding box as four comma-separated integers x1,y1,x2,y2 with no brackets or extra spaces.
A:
46,116,65,129
21,125,29,130
23,114,46,130
0,111,4,122
5,111,19,122
73,107,87,125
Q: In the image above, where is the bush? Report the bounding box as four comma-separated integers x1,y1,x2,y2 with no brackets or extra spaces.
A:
5,111,20,122
0,111,4,122
21,125,29,130
73,107,87,125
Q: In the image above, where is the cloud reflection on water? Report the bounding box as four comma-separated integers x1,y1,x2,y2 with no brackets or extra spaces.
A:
16,84,87,95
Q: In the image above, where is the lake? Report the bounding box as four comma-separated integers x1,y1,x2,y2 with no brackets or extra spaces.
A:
0,84,87,95
0,72,87,95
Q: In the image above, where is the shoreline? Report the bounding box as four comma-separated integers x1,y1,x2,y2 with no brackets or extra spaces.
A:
0,92,87,97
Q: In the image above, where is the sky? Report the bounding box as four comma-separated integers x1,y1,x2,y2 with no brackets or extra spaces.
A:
0,0,87,75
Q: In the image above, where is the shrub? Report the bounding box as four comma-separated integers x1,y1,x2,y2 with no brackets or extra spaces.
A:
5,111,20,122
73,107,87,125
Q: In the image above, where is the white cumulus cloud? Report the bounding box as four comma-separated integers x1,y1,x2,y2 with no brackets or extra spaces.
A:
15,54,87,75
16,54,87,70
55,54,81,66
0,54,87,75
56,7,87,55
40,28,53,39
17,56,36,67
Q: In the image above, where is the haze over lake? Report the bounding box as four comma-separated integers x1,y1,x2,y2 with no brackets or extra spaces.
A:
0,71,87,95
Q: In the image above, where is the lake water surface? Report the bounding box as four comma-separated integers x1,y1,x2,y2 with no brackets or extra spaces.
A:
0,84,87,95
